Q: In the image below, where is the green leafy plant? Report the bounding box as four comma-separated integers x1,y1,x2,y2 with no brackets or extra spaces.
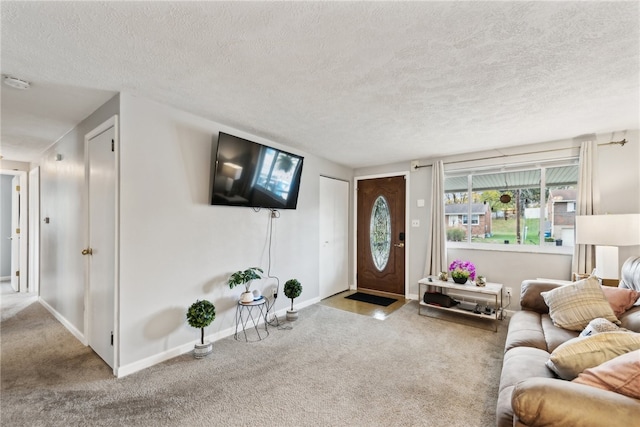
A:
447,228,466,242
276,155,294,173
186,299,216,345
228,267,264,292
284,279,302,311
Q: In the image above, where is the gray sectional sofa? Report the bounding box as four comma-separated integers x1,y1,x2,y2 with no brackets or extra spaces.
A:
496,256,640,427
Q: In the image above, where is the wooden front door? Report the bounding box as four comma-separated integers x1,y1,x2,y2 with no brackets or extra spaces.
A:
357,176,406,295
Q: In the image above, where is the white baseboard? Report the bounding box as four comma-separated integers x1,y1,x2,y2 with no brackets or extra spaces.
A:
39,297,87,346
0,276,11,281
116,324,238,378
117,296,322,378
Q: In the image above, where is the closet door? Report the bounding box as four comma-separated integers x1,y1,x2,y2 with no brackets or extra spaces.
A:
85,118,116,370
319,177,349,299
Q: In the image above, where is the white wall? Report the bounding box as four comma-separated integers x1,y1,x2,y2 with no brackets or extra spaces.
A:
355,130,640,308
118,94,352,369
39,94,120,335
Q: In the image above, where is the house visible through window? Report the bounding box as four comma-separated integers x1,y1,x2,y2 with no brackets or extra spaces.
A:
444,162,579,247
462,215,480,225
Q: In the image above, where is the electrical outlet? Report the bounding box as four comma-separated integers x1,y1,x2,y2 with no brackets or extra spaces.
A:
505,287,512,296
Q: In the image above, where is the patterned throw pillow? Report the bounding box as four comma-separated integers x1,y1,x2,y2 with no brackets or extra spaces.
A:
541,277,620,331
546,331,640,380
580,318,621,337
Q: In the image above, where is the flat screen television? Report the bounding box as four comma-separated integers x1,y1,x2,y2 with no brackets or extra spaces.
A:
210,132,304,209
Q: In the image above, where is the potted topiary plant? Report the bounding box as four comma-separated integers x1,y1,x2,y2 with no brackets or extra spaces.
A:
186,299,216,358
228,267,264,303
284,279,302,321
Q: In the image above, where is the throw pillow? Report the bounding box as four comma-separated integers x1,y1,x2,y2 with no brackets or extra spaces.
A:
601,286,640,316
546,331,640,380
541,276,619,331
572,349,640,399
580,317,620,337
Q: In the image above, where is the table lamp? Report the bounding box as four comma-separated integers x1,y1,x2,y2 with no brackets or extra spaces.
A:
221,162,243,195
575,214,640,281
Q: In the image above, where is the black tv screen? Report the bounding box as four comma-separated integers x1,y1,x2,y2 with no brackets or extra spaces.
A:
210,132,304,209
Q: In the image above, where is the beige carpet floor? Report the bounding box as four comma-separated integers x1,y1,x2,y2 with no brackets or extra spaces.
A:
1,286,508,426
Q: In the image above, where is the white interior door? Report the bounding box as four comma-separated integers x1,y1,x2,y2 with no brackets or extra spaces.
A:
86,121,116,369
28,167,40,294
10,176,21,292
319,176,349,299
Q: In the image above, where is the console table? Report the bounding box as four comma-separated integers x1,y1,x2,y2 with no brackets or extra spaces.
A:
418,277,503,331
234,298,269,341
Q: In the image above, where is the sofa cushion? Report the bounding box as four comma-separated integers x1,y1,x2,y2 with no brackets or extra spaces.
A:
541,277,619,331
512,377,640,427
601,286,640,316
541,314,580,353
504,310,548,353
519,280,563,313
546,331,640,380
496,346,556,427
620,306,640,332
501,347,555,392
573,349,640,399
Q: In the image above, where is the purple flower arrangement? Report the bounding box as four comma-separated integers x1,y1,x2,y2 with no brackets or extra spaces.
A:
449,260,476,281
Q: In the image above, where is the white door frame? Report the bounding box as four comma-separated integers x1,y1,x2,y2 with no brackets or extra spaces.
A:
84,115,119,375
353,171,410,297
2,169,28,292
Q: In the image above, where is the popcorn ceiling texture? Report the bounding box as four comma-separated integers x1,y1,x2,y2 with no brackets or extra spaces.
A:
1,1,638,166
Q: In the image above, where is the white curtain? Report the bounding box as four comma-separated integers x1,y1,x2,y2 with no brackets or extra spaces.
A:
572,140,600,275
424,160,447,276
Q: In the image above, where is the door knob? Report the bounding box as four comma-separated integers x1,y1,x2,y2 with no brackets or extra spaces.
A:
82,248,93,255
393,243,405,248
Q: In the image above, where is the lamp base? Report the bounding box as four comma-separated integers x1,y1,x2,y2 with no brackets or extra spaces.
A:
594,246,619,282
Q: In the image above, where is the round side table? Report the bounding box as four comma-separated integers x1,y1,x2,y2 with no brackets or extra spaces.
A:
234,298,269,342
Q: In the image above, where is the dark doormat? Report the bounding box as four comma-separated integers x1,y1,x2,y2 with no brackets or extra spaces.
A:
345,292,398,307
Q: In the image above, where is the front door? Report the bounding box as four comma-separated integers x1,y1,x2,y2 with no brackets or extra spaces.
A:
357,176,406,295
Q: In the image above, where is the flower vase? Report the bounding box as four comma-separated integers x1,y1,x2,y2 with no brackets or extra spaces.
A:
452,276,467,284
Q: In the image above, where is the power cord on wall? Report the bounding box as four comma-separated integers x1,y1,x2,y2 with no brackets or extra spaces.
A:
498,293,511,320
259,208,292,330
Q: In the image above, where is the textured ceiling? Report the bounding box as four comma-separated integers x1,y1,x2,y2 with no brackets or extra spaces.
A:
1,1,638,167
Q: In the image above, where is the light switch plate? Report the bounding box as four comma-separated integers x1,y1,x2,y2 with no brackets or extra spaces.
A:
411,220,420,227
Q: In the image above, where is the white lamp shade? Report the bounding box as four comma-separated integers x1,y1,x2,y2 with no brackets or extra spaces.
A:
221,162,243,180
575,214,640,246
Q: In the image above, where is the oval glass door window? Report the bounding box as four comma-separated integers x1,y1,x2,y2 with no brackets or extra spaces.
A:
370,195,391,271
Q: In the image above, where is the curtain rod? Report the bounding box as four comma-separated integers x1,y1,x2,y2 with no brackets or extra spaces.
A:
413,138,628,170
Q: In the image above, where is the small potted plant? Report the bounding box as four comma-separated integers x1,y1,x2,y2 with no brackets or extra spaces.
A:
228,267,263,303
186,299,216,358
284,279,302,321
449,260,476,284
